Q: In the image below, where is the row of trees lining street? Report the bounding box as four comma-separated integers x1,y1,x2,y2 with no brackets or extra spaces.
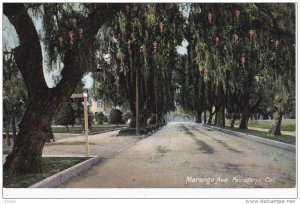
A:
176,4,295,134
92,4,185,134
3,3,295,175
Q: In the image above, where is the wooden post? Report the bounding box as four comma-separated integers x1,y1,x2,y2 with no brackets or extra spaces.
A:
83,92,89,157
136,65,140,136
71,92,89,157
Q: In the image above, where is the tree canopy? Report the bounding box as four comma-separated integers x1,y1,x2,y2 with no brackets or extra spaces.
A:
3,3,295,175
176,3,295,130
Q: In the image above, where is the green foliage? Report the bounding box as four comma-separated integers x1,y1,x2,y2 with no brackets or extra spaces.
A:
54,102,75,129
78,111,93,129
177,3,295,127
39,3,123,87
95,112,105,125
109,108,123,125
92,4,185,125
103,115,108,123
3,51,27,132
5,3,295,134
42,4,90,63
3,157,88,188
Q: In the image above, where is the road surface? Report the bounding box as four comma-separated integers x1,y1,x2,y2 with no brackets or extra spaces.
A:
60,122,295,188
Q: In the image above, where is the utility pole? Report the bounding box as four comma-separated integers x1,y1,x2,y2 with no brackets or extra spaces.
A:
71,92,89,157
136,65,140,136
83,92,89,156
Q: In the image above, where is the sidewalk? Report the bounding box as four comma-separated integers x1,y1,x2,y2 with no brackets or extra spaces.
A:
3,130,142,165
2,132,82,155
42,130,142,158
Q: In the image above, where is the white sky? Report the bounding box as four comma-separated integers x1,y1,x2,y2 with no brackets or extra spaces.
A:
177,39,189,55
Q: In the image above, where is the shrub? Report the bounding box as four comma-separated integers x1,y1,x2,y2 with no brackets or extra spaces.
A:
95,112,105,125
109,109,123,126
54,102,75,131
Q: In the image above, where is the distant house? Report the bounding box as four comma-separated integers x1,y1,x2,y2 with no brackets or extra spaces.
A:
89,99,112,115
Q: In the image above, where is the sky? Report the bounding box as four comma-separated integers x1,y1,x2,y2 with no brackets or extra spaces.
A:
3,7,188,90
177,40,189,55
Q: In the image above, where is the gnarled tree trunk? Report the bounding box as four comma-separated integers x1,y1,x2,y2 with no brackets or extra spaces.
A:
195,111,202,123
239,107,250,129
230,114,239,128
239,97,261,130
11,108,17,144
271,80,290,136
271,103,285,136
216,105,225,128
3,3,124,175
215,87,225,128
230,116,236,128
207,110,213,124
5,117,11,146
271,110,283,135
4,97,54,174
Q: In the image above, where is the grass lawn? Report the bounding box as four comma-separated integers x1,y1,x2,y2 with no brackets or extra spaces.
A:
3,157,88,188
247,119,296,132
226,119,296,132
224,126,295,145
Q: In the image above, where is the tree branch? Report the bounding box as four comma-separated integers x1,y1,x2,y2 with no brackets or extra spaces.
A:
85,3,126,45
53,4,126,96
254,3,295,38
50,4,126,104
3,3,49,93
250,97,262,113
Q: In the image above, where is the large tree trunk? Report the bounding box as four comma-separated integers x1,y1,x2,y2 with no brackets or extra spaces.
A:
271,111,283,135
3,3,124,175
216,105,225,128
215,86,225,128
129,114,147,128
135,64,140,135
207,108,214,125
11,108,17,144
195,111,202,123
5,117,11,146
239,107,250,129
230,118,236,128
271,103,285,136
129,116,137,128
271,80,290,136
230,113,238,128
4,99,54,174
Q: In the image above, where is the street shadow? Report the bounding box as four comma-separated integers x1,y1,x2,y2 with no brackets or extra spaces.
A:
191,126,243,154
180,125,215,154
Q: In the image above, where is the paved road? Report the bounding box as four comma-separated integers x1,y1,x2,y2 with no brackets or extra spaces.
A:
61,122,295,188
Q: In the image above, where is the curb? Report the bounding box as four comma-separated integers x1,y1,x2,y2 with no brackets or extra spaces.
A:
203,124,295,152
29,156,102,188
